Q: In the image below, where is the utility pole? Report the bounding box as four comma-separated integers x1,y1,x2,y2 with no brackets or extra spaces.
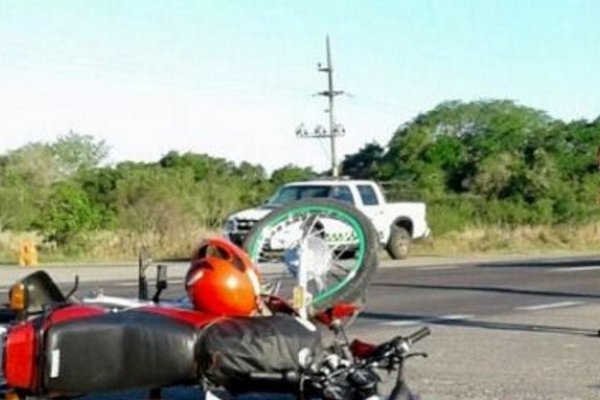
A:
296,36,346,178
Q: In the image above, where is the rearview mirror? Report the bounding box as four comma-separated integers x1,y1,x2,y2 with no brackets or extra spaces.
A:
8,270,66,317
138,246,152,300
152,264,168,303
156,264,168,291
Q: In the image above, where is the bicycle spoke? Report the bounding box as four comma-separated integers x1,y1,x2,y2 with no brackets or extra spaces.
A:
301,214,320,238
329,272,345,282
332,262,351,273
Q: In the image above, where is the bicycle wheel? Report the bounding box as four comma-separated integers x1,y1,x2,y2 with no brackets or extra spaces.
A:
243,198,379,312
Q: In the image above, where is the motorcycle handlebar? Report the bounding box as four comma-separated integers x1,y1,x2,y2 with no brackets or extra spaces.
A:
406,327,431,345
248,328,431,395
248,371,300,383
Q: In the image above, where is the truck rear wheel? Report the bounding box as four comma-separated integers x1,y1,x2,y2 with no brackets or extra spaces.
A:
386,225,411,259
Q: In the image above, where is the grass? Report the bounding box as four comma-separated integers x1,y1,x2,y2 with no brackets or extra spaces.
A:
412,222,600,257
1,223,599,264
0,228,220,264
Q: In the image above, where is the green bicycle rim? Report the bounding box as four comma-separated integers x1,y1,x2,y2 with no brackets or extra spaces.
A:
247,205,367,306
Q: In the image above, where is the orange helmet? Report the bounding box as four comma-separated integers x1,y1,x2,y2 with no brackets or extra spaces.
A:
185,237,261,317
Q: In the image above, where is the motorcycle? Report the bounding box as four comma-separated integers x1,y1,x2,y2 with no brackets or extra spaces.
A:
0,200,429,399
0,267,429,400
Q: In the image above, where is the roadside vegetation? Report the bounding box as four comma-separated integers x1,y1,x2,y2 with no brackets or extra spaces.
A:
1,99,599,263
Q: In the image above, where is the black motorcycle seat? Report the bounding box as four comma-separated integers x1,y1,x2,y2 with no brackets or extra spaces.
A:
43,310,199,394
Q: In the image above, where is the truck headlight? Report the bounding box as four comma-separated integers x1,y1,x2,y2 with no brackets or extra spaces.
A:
226,219,237,232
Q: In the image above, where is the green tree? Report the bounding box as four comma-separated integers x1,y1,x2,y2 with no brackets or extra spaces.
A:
0,143,59,230
270,165,316,187
77,167,123,228
115,167,198,239
37,182,104,245
340,142,384,179
372,99,600,228
382,100,552,193
0,143,60,187
159,151,237,181
235,161,272,205
51,131,109,177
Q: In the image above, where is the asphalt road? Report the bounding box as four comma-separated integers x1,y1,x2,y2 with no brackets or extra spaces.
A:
6,254,598,331
358,255,600,329
2,254,600,399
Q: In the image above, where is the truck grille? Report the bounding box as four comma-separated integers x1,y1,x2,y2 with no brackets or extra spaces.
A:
235,219,255,232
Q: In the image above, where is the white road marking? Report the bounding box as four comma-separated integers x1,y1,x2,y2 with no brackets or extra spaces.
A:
114,279,184,287
515,301,584,311
382,320,423,327
551,266,600,273
381,314,474,327
440,314,473,320
417,266,460,271
115,282,139,287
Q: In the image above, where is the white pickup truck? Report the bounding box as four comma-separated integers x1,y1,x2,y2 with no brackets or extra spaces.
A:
224,179,430,259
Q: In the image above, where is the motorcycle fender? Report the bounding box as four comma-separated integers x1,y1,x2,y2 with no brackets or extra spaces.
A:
4,322,37,390
44,305,107,328
3,306,106,392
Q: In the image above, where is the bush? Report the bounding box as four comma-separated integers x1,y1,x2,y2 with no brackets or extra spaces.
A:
36,182,103,246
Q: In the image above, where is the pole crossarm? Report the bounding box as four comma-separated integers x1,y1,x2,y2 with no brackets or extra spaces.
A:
316,90,345,96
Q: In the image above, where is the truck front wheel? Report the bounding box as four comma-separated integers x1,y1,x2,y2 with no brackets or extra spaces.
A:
386,225,411,259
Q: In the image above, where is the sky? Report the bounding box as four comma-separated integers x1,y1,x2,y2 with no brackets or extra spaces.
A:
1,1,599,173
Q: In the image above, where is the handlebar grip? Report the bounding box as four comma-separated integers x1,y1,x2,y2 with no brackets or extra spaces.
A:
249,372,284,380
248,371,300,383
407,327,431,344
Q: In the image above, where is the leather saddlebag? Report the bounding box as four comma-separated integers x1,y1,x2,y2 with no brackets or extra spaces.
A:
196,315,322,389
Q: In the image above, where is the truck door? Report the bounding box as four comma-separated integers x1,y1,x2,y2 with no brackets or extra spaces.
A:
356,184,386,241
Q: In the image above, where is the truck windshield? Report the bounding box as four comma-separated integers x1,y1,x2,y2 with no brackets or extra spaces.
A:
267,185,354,206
